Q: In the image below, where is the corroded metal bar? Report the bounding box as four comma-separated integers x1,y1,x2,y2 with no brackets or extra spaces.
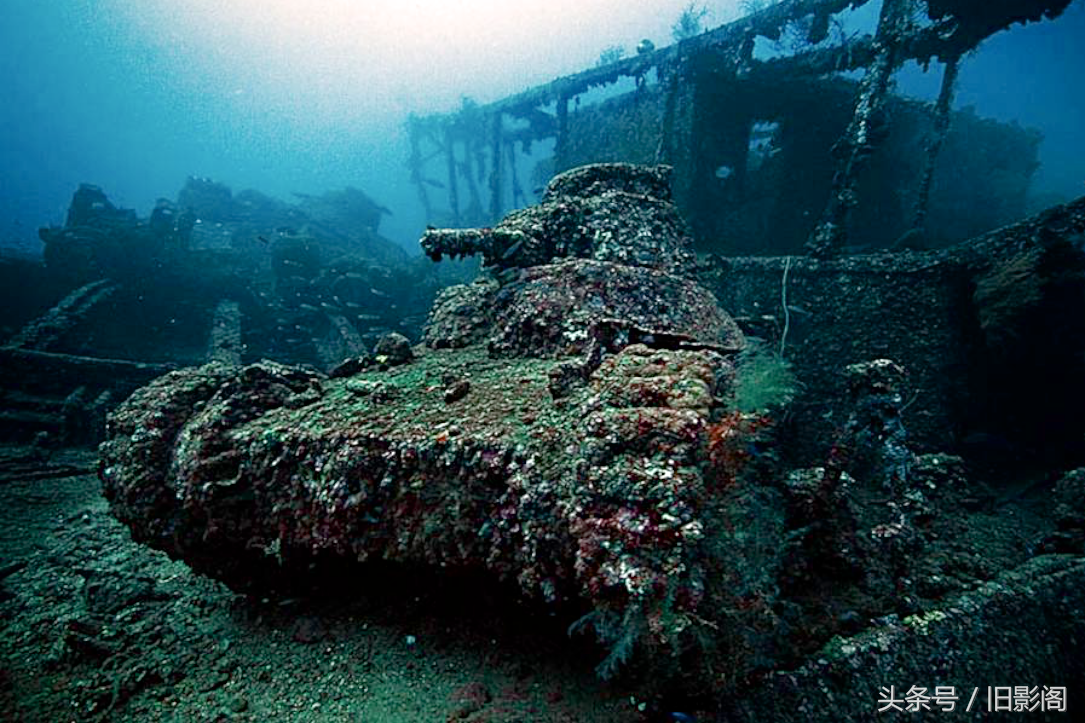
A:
407,117,432,220
4,279,118,352
445,126,461,226
490,112,504,221
805,0,916,257
911,54,961,232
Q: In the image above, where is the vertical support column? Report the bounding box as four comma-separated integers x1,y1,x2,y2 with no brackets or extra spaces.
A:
489,112,504,221
408,117,432,222
555,94,570,170
655,64,679,165
445,126,461,226
508,141,525,208
910,54,961,234
462,139,484,223
805,0,916,257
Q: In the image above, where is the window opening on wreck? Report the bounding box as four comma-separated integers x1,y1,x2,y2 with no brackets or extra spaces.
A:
573,75,642,111
896,58,953,104
529,137,558,198
751,34,784,62
750,1,881,62
505,116,530,134
837,0,883,36
639,65,660,90
747,121,782,176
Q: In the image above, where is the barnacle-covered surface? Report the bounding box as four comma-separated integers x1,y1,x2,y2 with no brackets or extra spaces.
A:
704,194,1085,464
100,163,772,692
2,0,1082,715
422,163,739,359
421,163,694,276
101,341,779,692
96,163,1085,712
426,257,741,357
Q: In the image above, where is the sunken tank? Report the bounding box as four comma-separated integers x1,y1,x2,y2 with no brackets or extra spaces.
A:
100,163,766,690
97,163,1085,704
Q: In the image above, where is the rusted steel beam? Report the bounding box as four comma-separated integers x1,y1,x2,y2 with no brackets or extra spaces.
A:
806,0,916,257
489,113,504,221
4,279,117,352
911,53,961,234
408,0,1070,234
445,126,461,226
427,0,871,125
407,117,432,219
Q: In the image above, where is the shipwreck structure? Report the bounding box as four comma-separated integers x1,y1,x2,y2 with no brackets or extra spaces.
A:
102,165,758,690
6,1,1083,717
99,162,1085,710
407,0,1069,255
2,0,1076,452
0,181,462,445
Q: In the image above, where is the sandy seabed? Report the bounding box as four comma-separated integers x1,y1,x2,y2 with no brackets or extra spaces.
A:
0,446,640,723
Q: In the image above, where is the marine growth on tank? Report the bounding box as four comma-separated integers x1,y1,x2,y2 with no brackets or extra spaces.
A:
2,1,1084,721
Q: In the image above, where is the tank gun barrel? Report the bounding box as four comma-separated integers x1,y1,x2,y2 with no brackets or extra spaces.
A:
420,227,493,262
421,226,531,268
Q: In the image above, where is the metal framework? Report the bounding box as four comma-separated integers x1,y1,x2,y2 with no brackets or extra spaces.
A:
406,0,1071,255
